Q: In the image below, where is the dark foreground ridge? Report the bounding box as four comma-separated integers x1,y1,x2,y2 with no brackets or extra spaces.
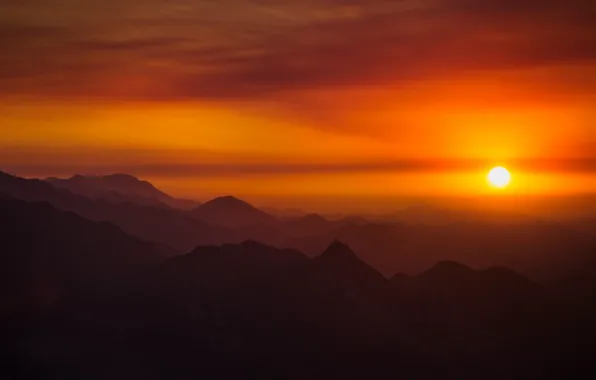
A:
2,198,596,379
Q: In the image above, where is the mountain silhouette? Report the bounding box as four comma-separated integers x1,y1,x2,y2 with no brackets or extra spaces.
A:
3,171,596,284
2,199,594,380
190,196,279,228
46,173,200,210
287,220,596,281
283,213,336,236
0,171,236,251
0,198,175,318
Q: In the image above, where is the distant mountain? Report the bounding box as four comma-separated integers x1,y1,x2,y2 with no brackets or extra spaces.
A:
4,171,596,283
288,220,596,281
0,171,236,251
190,196,279,228
283,213,335,236
46,174,201,210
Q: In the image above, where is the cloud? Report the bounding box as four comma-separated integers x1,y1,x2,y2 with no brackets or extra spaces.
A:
0,0,594,99
7,158,596,180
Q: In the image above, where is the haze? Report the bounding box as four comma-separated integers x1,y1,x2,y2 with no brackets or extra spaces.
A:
1,0,595,212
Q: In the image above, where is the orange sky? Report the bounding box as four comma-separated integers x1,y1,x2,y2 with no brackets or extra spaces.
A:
1,1,595,207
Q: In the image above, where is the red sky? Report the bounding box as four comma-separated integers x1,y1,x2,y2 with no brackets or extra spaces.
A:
1,1,595,207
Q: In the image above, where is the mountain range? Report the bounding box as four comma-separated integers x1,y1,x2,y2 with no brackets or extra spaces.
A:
2,170,596,282
189,195,279,227
2,195,594,379
46,173,201,210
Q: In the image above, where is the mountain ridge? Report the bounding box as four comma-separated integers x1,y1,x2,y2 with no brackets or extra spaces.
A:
46,173,201,210
190,195,279,228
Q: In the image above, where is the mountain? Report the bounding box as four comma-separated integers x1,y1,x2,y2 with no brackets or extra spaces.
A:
3,223,593,379
288,220,596,281
0,198,175,316
156,240,386,303
46,174,201,210
283,213,336,236
155,240,310,301
4,171,596,284
126,242,589,379
0,171,236,251
190,196,279,228
315,240,386,288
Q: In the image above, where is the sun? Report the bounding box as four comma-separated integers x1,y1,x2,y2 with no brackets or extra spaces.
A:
487,166,511,188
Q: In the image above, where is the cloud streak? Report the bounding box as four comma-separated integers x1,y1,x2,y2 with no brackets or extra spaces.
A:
7,158,596,180
0,0,594,99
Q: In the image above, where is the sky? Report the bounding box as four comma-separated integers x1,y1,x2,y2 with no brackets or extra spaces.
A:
1,0,595,209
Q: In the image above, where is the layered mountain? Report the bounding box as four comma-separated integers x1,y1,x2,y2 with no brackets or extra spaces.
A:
46,173,200,210
2,207,593,380
3,171,596,283
0,198,175,316
190,196,279,228
288,220,596,281
0,171,235,251
283,213,337,237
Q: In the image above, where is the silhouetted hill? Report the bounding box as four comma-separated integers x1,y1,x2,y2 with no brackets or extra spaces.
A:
283,213,336,236
315,240,386,288
2,219,594,380
46,173,200,210
288,221,596,281
3,171,596,285
0,171,236,251
144,242,590,379
190,196,279,227
420,260,476,280
0,198,175,317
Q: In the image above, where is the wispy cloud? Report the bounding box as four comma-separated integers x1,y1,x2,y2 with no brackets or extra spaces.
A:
0,0,594,99
7,158,596,180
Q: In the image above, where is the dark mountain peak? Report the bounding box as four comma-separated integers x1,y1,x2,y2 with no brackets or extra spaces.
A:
191,196,278,228
240,239,270,250
319,240,359,262
204,195,252,208
314,240,387,292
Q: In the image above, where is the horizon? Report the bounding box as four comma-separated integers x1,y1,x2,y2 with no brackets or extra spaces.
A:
1,1,595,202
6,170,596,218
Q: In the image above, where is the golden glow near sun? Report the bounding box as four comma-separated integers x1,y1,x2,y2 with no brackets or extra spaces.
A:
487,166,511,188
